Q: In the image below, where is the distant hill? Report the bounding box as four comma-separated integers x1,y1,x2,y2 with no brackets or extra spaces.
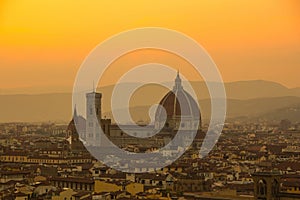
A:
1,80,300,99
1,80,300,122
223,80,300,99
252,105,300,122
102,96,300,124
0,93,300,123
184,80,300,100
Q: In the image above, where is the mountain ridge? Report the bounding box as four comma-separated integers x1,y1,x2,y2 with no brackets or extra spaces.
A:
1,80,300,99
1,80,300,123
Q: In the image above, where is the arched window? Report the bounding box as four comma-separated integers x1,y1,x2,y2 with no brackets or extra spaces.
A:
258,179,267,195
272,179,279,195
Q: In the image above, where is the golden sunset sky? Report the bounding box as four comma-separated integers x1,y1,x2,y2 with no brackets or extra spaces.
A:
0,0,299,90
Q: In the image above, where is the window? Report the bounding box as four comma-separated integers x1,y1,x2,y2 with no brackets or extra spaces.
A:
272,180,279,195
258,179,267,196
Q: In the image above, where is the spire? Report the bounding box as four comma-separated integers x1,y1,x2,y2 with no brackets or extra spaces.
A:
73,104,78,119
173,70,183,91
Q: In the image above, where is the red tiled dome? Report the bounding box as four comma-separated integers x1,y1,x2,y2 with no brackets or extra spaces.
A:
156,89,200,118
155,72,201,122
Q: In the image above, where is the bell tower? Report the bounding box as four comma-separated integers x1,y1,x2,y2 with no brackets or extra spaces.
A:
252,172,281,200
85,88,102,146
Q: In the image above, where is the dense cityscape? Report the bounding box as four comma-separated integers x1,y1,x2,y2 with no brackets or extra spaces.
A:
0,119,300,199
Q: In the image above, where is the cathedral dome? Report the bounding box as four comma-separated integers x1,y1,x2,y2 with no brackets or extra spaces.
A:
156,88,199,119
155,72,201,130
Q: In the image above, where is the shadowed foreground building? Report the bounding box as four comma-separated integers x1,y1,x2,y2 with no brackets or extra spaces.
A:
252,172,300,200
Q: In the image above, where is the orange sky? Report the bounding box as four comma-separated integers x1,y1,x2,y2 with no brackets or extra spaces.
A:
0,0,300,90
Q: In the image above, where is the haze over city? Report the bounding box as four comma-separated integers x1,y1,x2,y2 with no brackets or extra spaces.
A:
1,1,300,200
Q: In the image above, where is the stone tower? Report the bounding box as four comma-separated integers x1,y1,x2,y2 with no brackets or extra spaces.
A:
85,90,102,146
252,172,281,200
